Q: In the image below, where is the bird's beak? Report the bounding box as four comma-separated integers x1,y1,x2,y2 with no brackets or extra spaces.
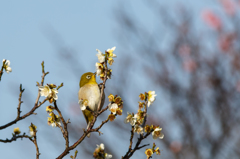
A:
93,72,97,78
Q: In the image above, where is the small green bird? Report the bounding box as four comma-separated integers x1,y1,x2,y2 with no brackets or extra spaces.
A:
78,72,105,137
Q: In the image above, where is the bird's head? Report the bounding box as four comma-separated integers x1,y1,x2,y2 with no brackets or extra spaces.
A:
79,72,97,87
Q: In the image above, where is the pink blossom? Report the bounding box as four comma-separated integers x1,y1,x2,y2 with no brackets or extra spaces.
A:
202,9,222,30
170,141,182,153
218,33,236,52
220,0,236,16
183,59,197,72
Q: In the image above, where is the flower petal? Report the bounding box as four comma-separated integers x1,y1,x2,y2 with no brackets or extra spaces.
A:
5,60,10,66
100,143,104,150
52,93,58,100
96,49,102,54
159,132,164,139
111,46,116,51
105,153,112,159
6,67,12,73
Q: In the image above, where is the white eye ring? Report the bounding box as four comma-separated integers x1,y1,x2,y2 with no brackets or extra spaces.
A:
86,75,91,79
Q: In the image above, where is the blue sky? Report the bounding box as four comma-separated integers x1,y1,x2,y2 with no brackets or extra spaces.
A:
0,0,219,158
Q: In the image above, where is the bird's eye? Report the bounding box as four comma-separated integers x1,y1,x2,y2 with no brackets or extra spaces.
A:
86,75,91,79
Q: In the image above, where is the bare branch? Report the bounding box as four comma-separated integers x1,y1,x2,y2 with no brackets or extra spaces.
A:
122,132,152,159
32,132,40,159
70,150,78,159
54,101,69,149
0,61,48,130
124,126,134,157
0,59,6,81
0,134,32,143
91,118,109,133
16,84,25,119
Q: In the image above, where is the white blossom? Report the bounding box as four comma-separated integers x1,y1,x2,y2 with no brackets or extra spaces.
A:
96,49,105,63
95,62,103,76
108,103,118,115
78,99,88,110
107,47,117,57
124,112,137,126
134,124,143,134
147,91,157,107
105,153,112,159
38,85,58,100
39,85,51,97
30,131,34,137
97,143,105,151
152,127,164,140
2,59,12,73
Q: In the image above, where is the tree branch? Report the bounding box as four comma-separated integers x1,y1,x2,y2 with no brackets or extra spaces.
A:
16,84,24,119
0,59,5,81
122,132,152,159
0,61,48,130
0,134,32,143
124,126,135,157
122,98,150,159
91,118,109,133
0,132,41,159
33,132,40,159
54,101,69,149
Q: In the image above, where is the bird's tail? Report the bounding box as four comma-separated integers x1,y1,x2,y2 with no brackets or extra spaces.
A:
82,109,94,138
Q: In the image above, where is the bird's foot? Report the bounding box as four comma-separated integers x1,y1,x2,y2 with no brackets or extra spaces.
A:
86,106,97,116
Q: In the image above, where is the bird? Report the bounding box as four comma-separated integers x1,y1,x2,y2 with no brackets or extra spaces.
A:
78,72,105,137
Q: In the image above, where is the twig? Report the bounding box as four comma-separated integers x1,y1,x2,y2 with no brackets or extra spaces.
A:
136,144,150,150
91,118,109,133
33,132,40,159
0,60,6,81
97,105,109,116
70,150,78,159
0,131,40,159
16,84,25,119
54,101,69,149
57,124,65,138
0,98,47,130
122,132,152,159
0,61,48,130
0,134,32,143
57,83,64,90
124,126,135,157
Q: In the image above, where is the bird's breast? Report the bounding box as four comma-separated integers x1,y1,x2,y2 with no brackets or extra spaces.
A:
78,84,100,111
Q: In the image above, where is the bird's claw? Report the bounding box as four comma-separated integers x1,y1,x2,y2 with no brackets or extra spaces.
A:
86,106,97,116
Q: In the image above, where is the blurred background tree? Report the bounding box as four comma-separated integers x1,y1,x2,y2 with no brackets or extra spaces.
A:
109,1,240,158
1,0,240,159
54,1,240,158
